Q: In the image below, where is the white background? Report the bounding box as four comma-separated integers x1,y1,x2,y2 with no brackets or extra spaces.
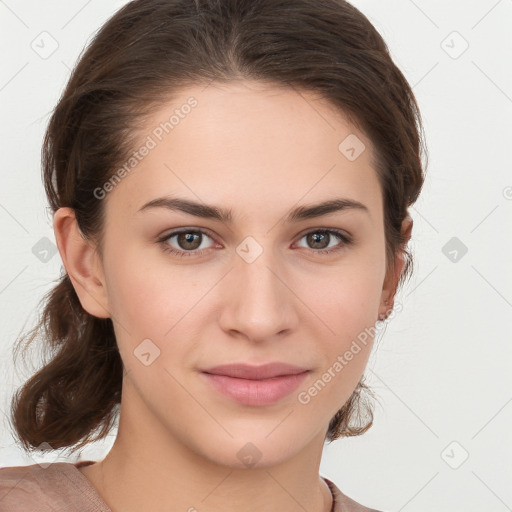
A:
1,1,511,511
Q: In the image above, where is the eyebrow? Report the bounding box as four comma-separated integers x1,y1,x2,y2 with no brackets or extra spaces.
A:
137,195,369,223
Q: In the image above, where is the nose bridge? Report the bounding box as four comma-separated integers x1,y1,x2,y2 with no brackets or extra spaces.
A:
220,239,297,340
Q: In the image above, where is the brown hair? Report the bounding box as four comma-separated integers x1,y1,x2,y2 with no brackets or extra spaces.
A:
9,0,426,454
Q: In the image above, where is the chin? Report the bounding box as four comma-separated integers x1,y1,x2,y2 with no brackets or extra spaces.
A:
193,427,311,470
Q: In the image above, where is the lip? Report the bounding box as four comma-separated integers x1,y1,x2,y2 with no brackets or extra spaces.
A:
200,363,310,406
201,362,309,380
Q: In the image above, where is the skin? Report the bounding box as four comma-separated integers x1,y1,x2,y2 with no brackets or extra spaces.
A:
53,80,412,512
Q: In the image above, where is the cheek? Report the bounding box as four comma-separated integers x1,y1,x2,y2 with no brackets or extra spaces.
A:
103,260,192,394
310,260,384,339
102,245,174,343
298,263,383,405
105,269,160,329
103,248,210,360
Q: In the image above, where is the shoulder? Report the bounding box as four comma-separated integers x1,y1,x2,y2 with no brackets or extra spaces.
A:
0,460,106,512
323,477,386,512
0,462,58,511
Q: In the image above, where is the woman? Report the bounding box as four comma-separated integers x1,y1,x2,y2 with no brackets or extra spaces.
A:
0,0,426,510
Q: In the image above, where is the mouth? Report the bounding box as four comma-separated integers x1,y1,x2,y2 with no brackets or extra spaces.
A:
200,362,310,406
201,362,309,380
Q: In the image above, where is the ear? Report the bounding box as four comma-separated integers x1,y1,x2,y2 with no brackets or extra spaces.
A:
378,213,413,321
53,207,111,319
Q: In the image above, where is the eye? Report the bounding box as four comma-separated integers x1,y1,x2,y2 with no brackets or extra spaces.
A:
158,229,218,258
157,227,352,258
295,229,352,256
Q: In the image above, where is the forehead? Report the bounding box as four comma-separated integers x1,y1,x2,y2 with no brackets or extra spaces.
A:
104,80,381,222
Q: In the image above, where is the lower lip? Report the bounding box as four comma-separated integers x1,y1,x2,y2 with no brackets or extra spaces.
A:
201,371,310,406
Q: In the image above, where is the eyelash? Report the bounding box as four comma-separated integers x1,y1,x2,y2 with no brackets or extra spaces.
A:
157,228,352,258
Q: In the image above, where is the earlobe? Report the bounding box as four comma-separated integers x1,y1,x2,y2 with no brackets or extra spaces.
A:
378,214,413,320
53,207,111,319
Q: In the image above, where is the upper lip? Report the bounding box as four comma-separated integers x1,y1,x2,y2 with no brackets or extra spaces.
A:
201,363,309,380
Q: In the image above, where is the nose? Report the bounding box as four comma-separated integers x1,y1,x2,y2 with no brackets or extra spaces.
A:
217,247,299,343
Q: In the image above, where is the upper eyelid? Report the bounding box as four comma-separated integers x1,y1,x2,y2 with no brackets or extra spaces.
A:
160,226,350,246
160,227,217,243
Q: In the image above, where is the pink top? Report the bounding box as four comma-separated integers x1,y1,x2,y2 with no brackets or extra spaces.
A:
0,460,384,511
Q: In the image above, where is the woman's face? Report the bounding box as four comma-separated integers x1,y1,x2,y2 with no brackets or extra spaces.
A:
85,80,396,468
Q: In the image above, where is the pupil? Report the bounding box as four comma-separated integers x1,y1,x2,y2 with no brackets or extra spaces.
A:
310,232,328,248
179,232,200,249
